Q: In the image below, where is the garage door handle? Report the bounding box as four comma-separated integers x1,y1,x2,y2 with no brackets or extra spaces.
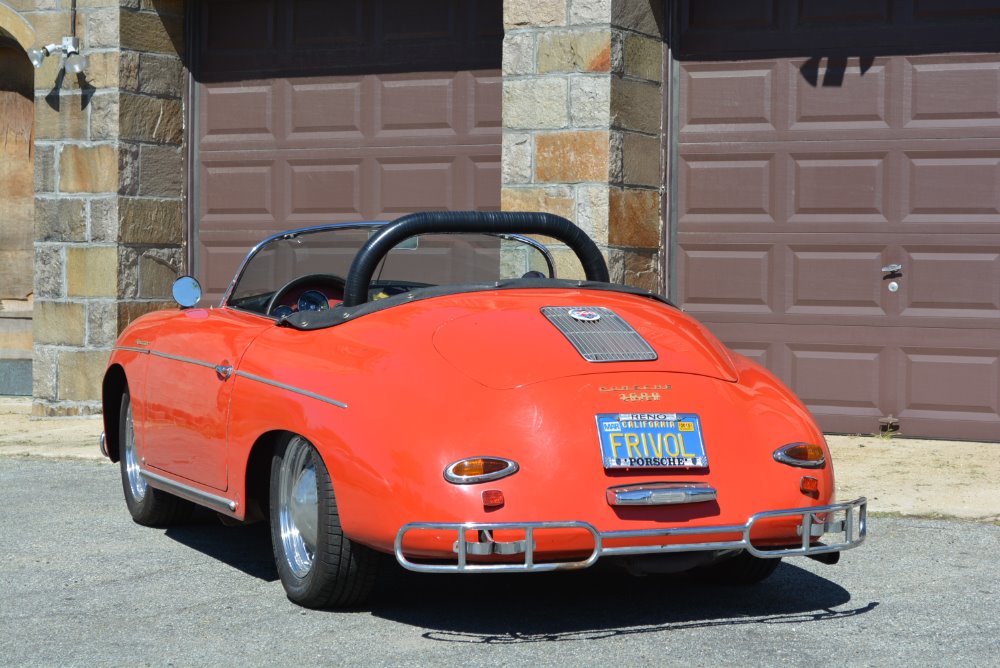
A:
881,263,902,274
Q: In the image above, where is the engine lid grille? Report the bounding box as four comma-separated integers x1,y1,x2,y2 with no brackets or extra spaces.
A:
541,306,657,363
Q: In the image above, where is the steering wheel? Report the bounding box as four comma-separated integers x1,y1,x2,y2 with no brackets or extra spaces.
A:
266,274,346,316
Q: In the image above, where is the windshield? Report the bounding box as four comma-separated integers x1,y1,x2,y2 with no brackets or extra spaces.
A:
226,224,559,317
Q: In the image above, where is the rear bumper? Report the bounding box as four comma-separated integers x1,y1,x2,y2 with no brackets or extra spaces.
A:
394,497,867,573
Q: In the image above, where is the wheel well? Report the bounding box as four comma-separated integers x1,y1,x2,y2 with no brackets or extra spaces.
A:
101,365,128,462
243,430,289,524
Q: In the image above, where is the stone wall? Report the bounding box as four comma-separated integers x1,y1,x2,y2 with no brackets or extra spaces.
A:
501,0,664,291
18,0,185,415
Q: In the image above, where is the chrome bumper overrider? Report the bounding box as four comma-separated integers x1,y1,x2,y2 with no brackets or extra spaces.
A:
99,431,108,458
394,497,867,573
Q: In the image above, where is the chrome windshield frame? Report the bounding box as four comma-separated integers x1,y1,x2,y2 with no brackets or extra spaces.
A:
219,221,558,308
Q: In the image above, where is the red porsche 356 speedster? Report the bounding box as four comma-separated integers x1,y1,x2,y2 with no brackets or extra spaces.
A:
100,211,866,608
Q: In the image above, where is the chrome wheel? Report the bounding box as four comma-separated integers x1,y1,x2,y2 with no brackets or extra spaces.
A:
122,400,147,501
277,436,318,578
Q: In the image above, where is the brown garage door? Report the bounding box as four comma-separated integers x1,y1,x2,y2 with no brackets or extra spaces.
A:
192,0,502,303
674,1,1000,441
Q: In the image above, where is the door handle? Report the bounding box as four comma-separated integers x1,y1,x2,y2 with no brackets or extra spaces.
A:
881,263,902,274
215,364,233,380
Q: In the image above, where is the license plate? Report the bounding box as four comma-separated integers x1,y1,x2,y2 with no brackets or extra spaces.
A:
596,413,708,469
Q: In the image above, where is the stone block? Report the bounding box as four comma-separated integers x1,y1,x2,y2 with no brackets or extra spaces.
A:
611,77,661,134
77,0,119,7
117,245,138,299
608,187,660,248
137,52,183,97
505,0,566,28
35,197,86,242
34,245,65,298
59,144,117,193
28,11,83,47
120,50,140,91
138,144,183,197
119,142,139,195
90,197,118,242
501,186,575,220
611,0,664,37
503,78,568,130
66,246,118,297
569,74,610,127
608,247,660,292
120,93,182,144
623,131,660,187
119,197,183,244
117,300,171,332
535,130,609,183
87,301,118,346
609,129,624,183
569,0,611,24
57,349,110,401
32,401,102,417
32,345,58,401
501,132,532,185
624,33,663,82
89,92,119,140
34,98,87,141
83,6,119,49
138,249,181,299
538,30,611,73
34,144,56,192
0,317,32,355
502,31,535,76
120,8,183,55
34,300,86,346
575,184,610,244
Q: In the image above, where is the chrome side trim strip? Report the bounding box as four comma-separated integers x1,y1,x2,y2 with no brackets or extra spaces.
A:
149,350,217,369
235,371,348,409
394,497,867,573
606,482,717,506
113,346,151,355
141,469,238,513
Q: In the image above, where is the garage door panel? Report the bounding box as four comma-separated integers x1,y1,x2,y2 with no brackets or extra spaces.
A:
790,154,889,222
787,247,886,316
375,73,462,138
902,151,1000,222
904,55,1000,128
285,159,363,221
287,78,365,141
678,244,775,314
901,347,999,416
200,84,277,146
900,246,1000,320
679,155,777,224
791,60,889,131
680,61,779,133
201,161,277,221
786,344,885,415
470,73,502,133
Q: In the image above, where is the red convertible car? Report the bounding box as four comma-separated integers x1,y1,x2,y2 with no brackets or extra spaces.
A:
100,211,866,608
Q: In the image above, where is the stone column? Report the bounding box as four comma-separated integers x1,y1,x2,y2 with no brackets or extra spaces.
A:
501,0,664,291
27,0,185,416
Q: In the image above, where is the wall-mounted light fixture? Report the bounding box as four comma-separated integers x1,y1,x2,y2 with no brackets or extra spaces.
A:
27,36,88,74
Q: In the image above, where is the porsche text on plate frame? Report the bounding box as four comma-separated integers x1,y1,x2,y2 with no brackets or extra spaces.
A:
99,211,866,609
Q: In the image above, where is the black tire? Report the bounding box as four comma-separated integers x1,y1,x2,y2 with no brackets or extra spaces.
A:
694,550,781,585
119,391,194,527
269,434,378,608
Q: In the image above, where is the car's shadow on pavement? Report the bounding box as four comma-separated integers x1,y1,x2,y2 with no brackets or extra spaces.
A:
165,517,279,582
369,562,878,643
161,519,877,641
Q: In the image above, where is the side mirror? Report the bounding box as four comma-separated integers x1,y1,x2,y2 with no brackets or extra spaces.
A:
171,276,202,308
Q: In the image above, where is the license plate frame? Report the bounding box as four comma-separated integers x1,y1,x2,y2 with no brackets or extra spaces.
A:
596,412,708,470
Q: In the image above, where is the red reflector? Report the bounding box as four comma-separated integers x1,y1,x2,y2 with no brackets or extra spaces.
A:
800,476,820,498
482,490,505,508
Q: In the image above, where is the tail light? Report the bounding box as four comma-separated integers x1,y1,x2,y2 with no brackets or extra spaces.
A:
444,457,519,484
773,442,826,468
